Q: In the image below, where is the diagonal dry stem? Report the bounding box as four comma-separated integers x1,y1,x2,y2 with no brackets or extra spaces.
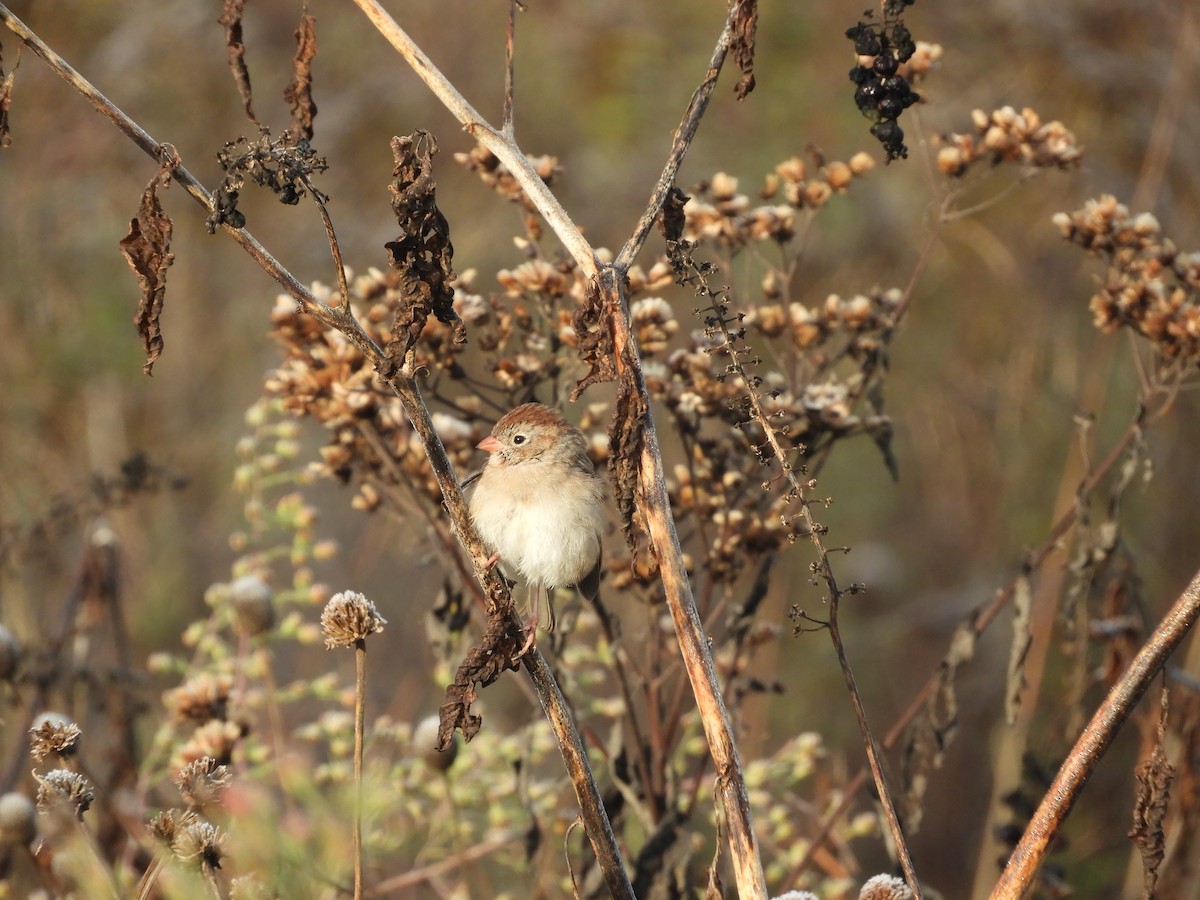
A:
991,567,1200,899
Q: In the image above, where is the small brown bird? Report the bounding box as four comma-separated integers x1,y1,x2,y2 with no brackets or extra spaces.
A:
469,403,605,655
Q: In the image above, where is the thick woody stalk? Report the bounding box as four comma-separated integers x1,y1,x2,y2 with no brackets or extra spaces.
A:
601,269,768,896
990,567,1200,899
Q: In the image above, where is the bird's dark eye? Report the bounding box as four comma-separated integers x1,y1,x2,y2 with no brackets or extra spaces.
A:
512,434,526,445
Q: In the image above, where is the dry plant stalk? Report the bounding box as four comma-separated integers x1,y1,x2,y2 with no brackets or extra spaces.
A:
991,568,1200,898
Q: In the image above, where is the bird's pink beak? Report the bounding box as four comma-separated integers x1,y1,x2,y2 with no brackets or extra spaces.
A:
476,435,503,453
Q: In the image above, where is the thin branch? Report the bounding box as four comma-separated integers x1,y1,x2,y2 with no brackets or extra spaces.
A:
502,0,517,137
990,566,1200,899
601,266,768,897
348,0,596,275
614,4,741,272
353,640,367,900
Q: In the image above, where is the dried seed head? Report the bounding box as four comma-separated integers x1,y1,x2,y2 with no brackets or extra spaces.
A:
174,757,232,810
34,769,94,820
174,818,226,873
0,792,37,847
320,591,387,648
858,874,915,900
848,151,876,176
29,713,81,760
149,808,196,846
229,574,276,637
825,161,853,191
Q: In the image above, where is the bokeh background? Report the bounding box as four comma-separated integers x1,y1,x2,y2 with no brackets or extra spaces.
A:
1,0,1198,896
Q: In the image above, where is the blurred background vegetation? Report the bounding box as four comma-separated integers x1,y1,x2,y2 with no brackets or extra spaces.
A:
1,0,1198,896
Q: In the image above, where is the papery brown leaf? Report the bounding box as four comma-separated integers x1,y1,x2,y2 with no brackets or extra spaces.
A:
1129,687,1175,899
436,605,521,747
218,0,257,124
901,614,977,833
609,350,649,554
384,132,465,369
0,40,18,150
730,0,759,100
569,279,616,401
1006,572,1033,725
120,151,179,376
284,10,317,142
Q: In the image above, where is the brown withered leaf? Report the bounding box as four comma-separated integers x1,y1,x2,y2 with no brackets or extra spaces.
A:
218,0,257,124
284,10,317,142
730,0,758,100
657,185,689,244
569,279,616,401
1006,572,1033,725
436,605,521,747
120,150,179,376
609,347,649,554
0,40,18,150
384,132,465,369
1129,687,1175,899
902,614,977,833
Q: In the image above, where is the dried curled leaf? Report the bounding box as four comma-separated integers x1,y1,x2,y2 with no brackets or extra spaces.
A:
609,348,649,555
437,605,521,746
384,132,465,368
121,150,179,376
284,11,317,142
0,40,18,150
1129,688,1175,898
569,279,616,400
902,614,977,833
730,0,758,100
218,0,257,123
1006,572,1033,725
657,185,689,245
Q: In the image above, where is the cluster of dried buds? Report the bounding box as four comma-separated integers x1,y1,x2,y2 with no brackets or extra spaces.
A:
1054,195,1200,365
453,146,562,213
684,155,875,249
629,283,900,583
935,106,1083,176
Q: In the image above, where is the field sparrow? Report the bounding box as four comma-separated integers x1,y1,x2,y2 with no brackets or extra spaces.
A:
469,403,605,655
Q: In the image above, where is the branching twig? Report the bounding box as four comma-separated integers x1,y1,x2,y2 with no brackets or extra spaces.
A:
347,0,596,274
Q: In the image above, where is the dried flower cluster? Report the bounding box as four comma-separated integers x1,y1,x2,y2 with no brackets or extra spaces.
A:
34,769,94,820
28,717,82,760
454,146,562,215
935,106,1083,176
846,1,921,160
1053,195,1200,365
686,157,875,249
152,810,227,874
175,756,232,810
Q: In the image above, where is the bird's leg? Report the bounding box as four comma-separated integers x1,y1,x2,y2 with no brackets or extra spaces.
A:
543,589,556,634
515,584,540,658
482,551,501,571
